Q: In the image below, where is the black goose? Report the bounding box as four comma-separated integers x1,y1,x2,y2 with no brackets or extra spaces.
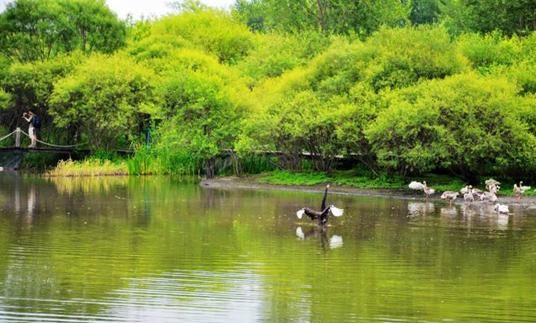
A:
296,184,344,225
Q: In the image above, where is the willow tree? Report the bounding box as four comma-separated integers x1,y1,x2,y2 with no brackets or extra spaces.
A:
156,49,250,177
0,0,126,62
49,54,160,149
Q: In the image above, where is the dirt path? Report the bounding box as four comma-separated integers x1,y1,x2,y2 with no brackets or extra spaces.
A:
201,176,536,208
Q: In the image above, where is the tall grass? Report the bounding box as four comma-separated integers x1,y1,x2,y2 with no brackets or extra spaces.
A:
237,154,277,175
128,149,277,177
48,158,128,177
126,146,156,175
127,146,202,176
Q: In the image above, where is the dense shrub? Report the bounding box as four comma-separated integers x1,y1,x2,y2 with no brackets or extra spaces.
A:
365,73,536,177
49,53,160,149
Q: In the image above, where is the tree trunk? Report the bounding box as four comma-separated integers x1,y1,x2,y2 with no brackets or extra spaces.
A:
205,158,215,179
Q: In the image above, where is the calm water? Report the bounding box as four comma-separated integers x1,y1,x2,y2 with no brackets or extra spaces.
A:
0,174,535,322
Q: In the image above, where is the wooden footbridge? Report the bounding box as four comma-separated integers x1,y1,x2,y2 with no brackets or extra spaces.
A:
0,128,131,170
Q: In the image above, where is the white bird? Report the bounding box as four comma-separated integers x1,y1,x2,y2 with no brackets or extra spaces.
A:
423,181,435,198
520,181,531,192
513,181,531,199
408,180,434,198
471,187,484,197
485,178,501,191
494,204,510,214
460,185,470,195
409,181,425,190
464,192,474,202
488,183,500,194
440,191,459,206
463,185,474,202
480,191,498,203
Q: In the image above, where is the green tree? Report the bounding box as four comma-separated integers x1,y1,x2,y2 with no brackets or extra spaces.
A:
410,0,441,25
60,0,126,53
236,31,330,83
232,0,410,36
365,73,536,178
0,53,83,131
238,90,346,171
130,39,252,175
158,67,247,177
456,32,523,71
0,89,11,110
149,10,254,64
365,26,466,91
49,54,160,149
441,0,536,36
0,0,126,62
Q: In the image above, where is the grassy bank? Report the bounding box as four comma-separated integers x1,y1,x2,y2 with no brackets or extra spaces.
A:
258,170,535,197
43,156,534,197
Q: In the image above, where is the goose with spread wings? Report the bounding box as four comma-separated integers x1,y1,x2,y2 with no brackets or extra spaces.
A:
296,184,344,225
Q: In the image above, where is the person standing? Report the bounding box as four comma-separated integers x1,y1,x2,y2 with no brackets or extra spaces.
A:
22,110,40,147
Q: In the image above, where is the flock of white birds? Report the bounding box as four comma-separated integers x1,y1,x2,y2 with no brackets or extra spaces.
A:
409,178,532,214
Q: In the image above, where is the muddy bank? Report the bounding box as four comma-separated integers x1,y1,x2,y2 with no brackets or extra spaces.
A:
201,176,536,208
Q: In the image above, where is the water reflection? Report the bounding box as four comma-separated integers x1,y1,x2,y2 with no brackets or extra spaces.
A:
440,205,458,218
295,226,343,250
407,201,435,217
0,175,534,322
496,213,509,230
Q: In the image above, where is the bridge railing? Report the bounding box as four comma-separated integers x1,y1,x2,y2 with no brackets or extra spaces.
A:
0,128,18,147
0,127,84,149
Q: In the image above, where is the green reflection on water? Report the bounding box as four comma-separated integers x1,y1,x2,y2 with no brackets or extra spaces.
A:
0,174,534,322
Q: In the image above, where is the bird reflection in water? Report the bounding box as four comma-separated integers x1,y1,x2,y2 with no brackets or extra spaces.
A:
440,205,458,218
295,226,343,250
442,202,512,231
407,202,435,217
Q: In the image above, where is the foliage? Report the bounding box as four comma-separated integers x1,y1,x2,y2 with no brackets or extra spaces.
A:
149,10,254,64
237,154,277,174
0,6,533,181
0,52,84,132
236,31,331,83
156,69,244,173
456,32,523,71
238,26,467,173
48,53,160,149
2,53,83,108
0,89,11,110
410,0,441,25
441,0,536,36
233,0,411,36
0,0,126,62
365,73,536,177
238,89,345,171
366,26,466,91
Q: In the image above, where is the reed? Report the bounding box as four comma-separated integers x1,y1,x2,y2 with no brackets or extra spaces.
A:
47,158,128,177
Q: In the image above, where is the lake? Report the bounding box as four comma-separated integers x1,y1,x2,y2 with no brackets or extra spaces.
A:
0,174,535,322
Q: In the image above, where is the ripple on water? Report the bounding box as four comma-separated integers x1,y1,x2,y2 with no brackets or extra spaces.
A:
0,176,535,322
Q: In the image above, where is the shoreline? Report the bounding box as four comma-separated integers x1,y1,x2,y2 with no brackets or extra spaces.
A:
201,176,536,208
